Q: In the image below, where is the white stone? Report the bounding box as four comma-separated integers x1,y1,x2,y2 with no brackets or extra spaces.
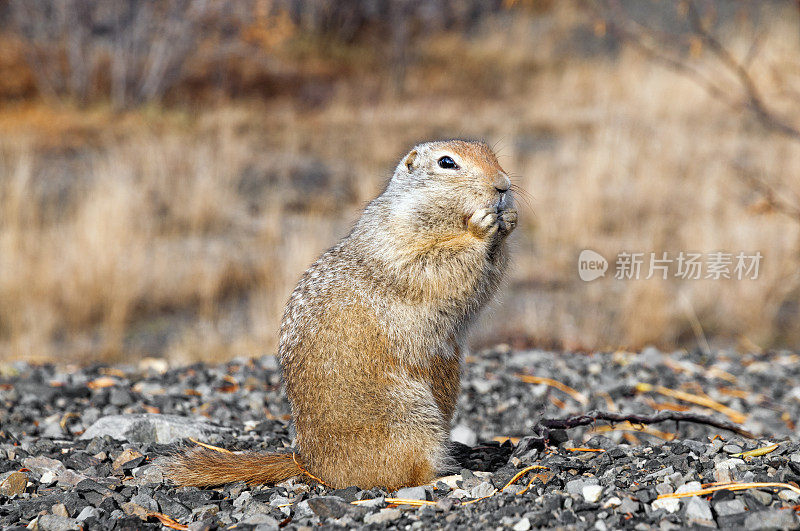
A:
651,498,680,513
450,424,477,446
603,496,622,508
675,481,702,494
583,485,603,503
512,517,531,531
436,474,462,489
778,489,800,503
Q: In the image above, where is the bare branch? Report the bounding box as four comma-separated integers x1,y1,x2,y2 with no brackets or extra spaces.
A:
685,0,800,141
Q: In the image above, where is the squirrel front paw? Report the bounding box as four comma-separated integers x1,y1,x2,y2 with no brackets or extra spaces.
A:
467,208,500,239
467,208,518,239
499,209,518,234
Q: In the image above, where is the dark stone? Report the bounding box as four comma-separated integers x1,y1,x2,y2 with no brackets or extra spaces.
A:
154,491,191,521
330,486,359,503
608,448,627,459
549,430,569,446
635,488,657,503
64,452,102,470
671,443,689,454
175,488,216,506
307,496,351,519
710,488,736,504
99,495,119,515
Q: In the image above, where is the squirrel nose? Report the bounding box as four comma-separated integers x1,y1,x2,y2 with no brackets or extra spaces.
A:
493,173,511,193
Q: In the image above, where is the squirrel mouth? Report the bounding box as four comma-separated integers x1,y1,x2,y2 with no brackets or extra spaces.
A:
495,192,509,212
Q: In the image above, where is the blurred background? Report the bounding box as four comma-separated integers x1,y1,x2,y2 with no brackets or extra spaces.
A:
0,0,798,364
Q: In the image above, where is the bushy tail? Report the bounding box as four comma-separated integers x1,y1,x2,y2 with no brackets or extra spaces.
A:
163,447,304,487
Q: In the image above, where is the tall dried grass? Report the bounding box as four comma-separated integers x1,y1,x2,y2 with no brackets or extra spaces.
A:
0,3,798,363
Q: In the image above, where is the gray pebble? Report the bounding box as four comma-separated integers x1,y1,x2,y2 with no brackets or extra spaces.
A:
36,514,80,531
714,499,746,516
684,497,714,527
470,481,495,499
723,444,743,454
395,486,428,500
743,509,799,530
364,508,401,525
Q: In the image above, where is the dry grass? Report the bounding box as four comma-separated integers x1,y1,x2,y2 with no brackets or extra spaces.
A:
0,3,799,363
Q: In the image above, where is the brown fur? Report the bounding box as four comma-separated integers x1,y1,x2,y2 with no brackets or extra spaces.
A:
165,140,517,489
164,449,302,486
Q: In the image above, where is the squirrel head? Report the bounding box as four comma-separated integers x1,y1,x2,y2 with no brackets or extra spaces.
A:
384,140,513,233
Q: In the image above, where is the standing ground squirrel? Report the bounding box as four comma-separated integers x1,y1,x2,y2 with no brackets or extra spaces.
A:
166,139,517,490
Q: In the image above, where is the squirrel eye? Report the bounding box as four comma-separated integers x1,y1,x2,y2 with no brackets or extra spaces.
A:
437,156,459,170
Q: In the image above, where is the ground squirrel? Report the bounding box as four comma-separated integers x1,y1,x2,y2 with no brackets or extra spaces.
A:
166,140,517,490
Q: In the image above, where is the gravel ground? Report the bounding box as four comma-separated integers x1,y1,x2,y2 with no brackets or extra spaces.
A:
2,346,800,530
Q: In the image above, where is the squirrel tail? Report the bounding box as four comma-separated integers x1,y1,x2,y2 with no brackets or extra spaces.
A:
163,447,304,487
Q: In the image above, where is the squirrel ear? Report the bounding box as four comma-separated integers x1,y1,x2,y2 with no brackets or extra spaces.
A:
404,150,418,171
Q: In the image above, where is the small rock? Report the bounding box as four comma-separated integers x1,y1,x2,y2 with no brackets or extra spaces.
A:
36,514,80,531
675,481,702,494
435,497,456,511
582,485,603,503
471,379,494,394
240,513,279,528
307,496,351,519
355,496,385,508
51,503,69,517
713,467,734,483
778,489,800,503
513,516,531,531
80,414,222,444
121,502,149,518
23,456,86,487
743,509,799,530
23,456,65,476
395,486,428,501
749,488,774,506
188,521,215,531
437,475,462,490
364,508,401,525
685,496,714,527
619,497,640,513
75,507,101,522
566,479,587,496
714,499,746,516
503,484,524,495
682,440,707,454
722,444,743,454
132,464,163,485
655,483,673,496
603,497,622,508
470,481,495,499
0,470,28,496
450,424,477,446
130,493,159,512
651,498,680,513
112,448,144,471
109,388,133,407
